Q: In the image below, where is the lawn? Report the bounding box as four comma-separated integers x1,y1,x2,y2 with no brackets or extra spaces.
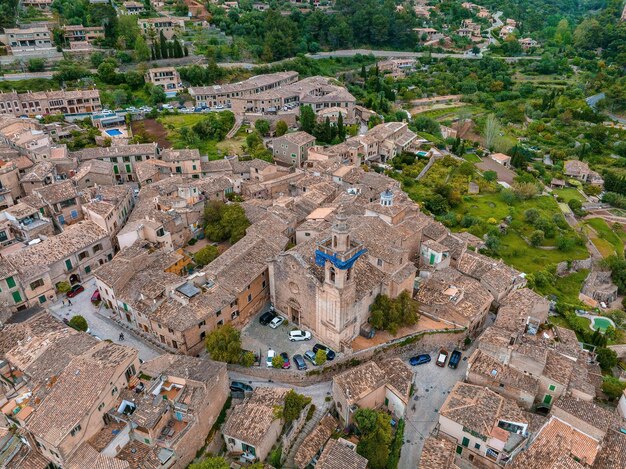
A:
535,269,589,307
585,218,624,258
462,153,482,163
216,125,249,157
453,193,589,273
158,114,232,159
553,187,586,203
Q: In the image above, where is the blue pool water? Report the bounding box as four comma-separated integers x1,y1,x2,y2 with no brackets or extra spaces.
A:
105,129,123,136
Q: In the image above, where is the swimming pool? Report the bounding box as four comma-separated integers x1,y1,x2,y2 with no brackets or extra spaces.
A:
105,129,123,136
592,317,614,332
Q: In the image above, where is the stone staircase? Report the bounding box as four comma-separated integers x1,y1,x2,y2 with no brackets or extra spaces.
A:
226,116,243,139
282,403,331,469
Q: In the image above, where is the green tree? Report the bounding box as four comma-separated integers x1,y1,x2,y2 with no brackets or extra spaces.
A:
193,245,219,267
68,315,88,332
189,456,230,469
275,120,288,137
315,349,327,366
272,354,284,369
353,409,392,469
299,105,316,134
27,58,45,72
147,84,166,105
337,112,345,141
524,208,540,224
369,291,418,335
602,376,626,400
203,201,250,244
255,119,270,136
567,198,583,216
484,170,497,182
596,347,618,371
56,281,71,293
205,324,246,364
530,230,544,247
282,390,311,425
134,35,150,62
483,114,500,151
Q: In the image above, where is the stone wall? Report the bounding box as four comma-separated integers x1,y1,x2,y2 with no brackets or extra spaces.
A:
228,328,466,386
555,257,593,276
280,403,311,461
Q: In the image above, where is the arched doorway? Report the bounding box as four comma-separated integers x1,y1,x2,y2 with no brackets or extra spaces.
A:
288,298,302,326
69,273,81,284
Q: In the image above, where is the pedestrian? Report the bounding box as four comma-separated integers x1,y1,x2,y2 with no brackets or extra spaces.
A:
119,333,125,341
62,299,66,306
67,299,72,306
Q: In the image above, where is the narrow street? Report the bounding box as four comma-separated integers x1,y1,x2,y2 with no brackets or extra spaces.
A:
399,344,475,469
48,277,162,362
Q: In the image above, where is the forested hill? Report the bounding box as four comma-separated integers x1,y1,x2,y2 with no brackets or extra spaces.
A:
477,0,606,32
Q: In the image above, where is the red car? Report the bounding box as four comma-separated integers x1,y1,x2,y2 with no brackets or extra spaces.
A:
280,352,291,369
66,284,85,298
91,290,101,303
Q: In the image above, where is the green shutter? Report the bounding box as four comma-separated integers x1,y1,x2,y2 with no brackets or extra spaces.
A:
456,446,463,455
38,295,47,304
6,276,16,288
543,394,552,405
65,259,73,270
85,266,91,274
11,291,22,304
125,164,131,173
113,165,119,174
462,437,469,447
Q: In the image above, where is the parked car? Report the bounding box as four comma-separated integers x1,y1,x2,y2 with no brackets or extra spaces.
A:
280,352,291,369
90,290,101,303
266,349,276,368
230,381,253,393
303,350,317,365
436,349,448,367
269,316,285,329
312,343,336,360
448,350,462,369
409,354,431,366
289,330,311,342
66,284,85,298
259,311,277,325
293,354,307,370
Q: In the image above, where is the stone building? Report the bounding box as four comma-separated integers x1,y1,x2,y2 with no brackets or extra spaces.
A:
270,202,419,351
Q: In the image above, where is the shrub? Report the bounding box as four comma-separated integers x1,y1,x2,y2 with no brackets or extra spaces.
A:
596,347,618,371
56,281,71,293
193,245,219,267
68,315,88,332
188,238,197,246
272,354,284,369
315,349,327,366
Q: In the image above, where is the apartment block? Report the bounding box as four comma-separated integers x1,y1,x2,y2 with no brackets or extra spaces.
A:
0,89,102,116
145,67,183,94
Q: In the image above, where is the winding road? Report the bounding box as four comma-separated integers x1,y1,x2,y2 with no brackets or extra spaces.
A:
586,92,626,124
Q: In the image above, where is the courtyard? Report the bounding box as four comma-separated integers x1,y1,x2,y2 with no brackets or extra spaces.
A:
241,309,340,369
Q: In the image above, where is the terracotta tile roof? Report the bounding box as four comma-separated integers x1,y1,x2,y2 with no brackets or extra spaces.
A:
140,354,227,385
440,382,527,439
593,427,626,469
159,148,200,162
279,131,316,146
20,161,54,182
553,396,622,434
420,436,458,468
510,417,600,468
71,143,158,161
333,361,387,404
543,350,575,385
294,414,337,468
33,180,77,204
379,357,414,398
6,221,108,279
496,288,549,332
222,387,288,447
26,342,137,447
468,349,539,394
422,221,448,241
416,268,493,328
316,438,368,469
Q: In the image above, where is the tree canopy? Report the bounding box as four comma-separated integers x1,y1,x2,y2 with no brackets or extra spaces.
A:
369,291,419,335
203,201,251,244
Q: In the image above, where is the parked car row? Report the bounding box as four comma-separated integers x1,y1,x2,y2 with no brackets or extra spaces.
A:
264,341,336,371
409,349,462,369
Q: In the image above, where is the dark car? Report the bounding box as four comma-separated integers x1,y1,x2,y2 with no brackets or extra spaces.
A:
66,284,85,298
259,310,277,325
409,354,431,366
293,354,307,371
312,343,336,361
230,381,253,393
448,350,462,369
436,349,448,367
280,352,291,369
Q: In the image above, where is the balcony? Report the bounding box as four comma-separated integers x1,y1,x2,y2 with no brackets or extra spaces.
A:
156,417,193,448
